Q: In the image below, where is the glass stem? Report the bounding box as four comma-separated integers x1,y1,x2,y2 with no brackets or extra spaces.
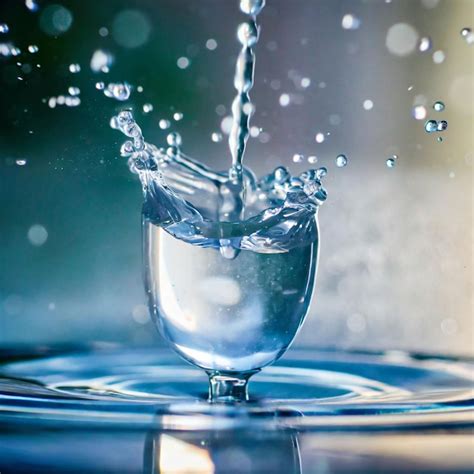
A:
207,371,258,403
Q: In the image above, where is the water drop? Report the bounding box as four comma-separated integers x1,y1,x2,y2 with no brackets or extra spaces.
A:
307,155,318,164
418,36,432,52
99,27,108,37
166,132,182,147
90,49,113,73
279,93,290,107
461,27,471,37
0,23,9,34
237,21,259,47
240,0,266,16
363,99,374,110
68,86,80,96
437,120,448,131
336,154,348,167
27,224,48,246
177,56,190,69
424,120,438,133
206,38,217,50
412,105,427,120
292,154,304,163
249,126,260,137
15,159,27,166
95,81,105,90
432,50,445,64
173,112,183,121
27,44,39,53
341,14,360,30
316,167,327,179
159,119,171,130
386,157,396,168
315,132,325,143
433,101,445,112
211,132,223,143
143,103,153,113
103,82,131,101
25,0,39,12
437,136,443,142
69,63,81,73
300,77,311,88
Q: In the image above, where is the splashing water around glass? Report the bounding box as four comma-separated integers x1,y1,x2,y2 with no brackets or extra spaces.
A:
111,0,327,402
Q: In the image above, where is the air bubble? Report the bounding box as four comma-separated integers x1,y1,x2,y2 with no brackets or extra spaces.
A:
336,154,348,167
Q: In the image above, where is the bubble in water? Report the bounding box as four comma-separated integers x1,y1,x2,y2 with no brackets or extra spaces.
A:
39,5,73,36
412,105,427,120
15,159,27,166
433,101,445,111
211,132,223,143
95,81,105,90
341,14,360,30
27,44,39,53
68,86,80,96
315,132,325,143
307,155,318,164
418,36,432,52
173,112,183,121
240,0,265,16
103,82,131,101
363,99,374,110
432,50,445,64
206,38,218,50
143,103,153,113
0,23,9,34
159,119,171,130
292,154,304,163
336,154,348,167
279,93,290,107
166,132,182,147
69,63,81,73
177,56,190,69
386,23,419,56
437,120,448,131
25,0,39,12
27,224,48,246
90,49,113,73
424,120,438,133
237,21,259,47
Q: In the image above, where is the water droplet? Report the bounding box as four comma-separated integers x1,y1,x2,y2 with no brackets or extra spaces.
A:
437,136,443,142
424,120,438,133
177,56,190,69
386,23,419,56
25,0,39,12
292,154,304,163
137,85,144,93
143,103,153,113
363,99,374,110
103,82,131,101
15,159,27,166
27,224,48,246
412,105,427,120
112,9,151,49
418,36,432,52
220,115,233,134
279,93,290,107
307,155,318,164
432,50,445,64
159,119,171,130
68,86,80,96
460,27,471,37
316,167,327,179
206,38,217,50
211,132,223,143
240,0,266,16
173,112,183,121
237,21,259,47
300,77,311,88
95,81,105,90
437,120,448,131
249,126,260,137
336,154,348,167
40,5,73,36
0,23,9,34
90,49,113,73
386,157,396,168
69,63,81,73
99,27,108,37
341,14,360,30
315,132,325,143
166,132,182,147
433,101,445,112
27,44,39,53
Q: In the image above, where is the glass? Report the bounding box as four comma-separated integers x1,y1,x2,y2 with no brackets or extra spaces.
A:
143,219,319,402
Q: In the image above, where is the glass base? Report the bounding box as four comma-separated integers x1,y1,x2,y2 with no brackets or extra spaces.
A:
0,347,472,431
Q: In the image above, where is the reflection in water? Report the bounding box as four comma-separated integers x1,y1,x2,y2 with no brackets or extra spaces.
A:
144,427,301,474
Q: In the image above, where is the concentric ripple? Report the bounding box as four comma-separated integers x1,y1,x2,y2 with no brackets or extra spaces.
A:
0,348,472,431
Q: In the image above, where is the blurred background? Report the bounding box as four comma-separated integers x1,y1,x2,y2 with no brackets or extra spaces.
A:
0,0,472,355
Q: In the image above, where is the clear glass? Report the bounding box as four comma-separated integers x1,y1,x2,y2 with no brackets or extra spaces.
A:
144,219,319,402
